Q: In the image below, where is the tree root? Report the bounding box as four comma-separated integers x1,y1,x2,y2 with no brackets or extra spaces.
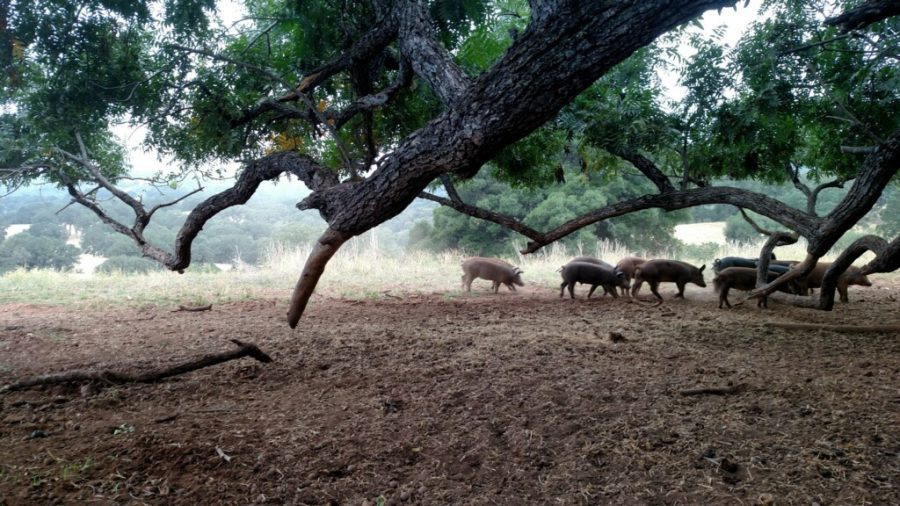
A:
0,339,272,393
763,322,900,334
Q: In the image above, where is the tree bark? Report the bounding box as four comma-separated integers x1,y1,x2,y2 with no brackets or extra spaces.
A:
824,0,900,33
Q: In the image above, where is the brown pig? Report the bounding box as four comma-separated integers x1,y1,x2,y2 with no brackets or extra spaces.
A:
615,256,646,296
713,267,798,309
631,259,706,301
798,262,872,302
461,257,525,293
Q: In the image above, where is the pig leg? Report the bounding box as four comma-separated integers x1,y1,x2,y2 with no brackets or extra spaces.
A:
587,284,600,298
568,282,576,299
462,274,474,292
718,285,730,308
559,281,567,298
649,281,663,301
492,280,501,293
630,279,643,297
838,284,849,303
606,284,619,298
508,283,517,292
674,282,686,298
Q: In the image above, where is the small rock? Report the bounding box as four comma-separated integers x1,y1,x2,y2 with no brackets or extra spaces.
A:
29,429,47,439
756,493,775,505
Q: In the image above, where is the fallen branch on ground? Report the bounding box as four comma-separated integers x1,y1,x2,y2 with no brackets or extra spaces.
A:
763,322,900,334
173,304,213,312
0,339,272,393
680,384,747,396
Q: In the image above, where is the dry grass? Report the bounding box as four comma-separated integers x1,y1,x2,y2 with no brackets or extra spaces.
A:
0,236,888,309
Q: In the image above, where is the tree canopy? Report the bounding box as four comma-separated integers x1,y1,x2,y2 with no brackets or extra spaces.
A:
2,0,899,324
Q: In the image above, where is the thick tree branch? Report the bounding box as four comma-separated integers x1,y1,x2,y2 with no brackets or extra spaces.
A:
518,186,817,254
397,2,470,109
171,152,339,271
287,227,349,328
755,232,798,288
824,0,900,33
811,129,900,255
861,235,900,274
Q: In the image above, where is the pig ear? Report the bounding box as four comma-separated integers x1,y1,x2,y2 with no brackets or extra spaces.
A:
700,264,706,272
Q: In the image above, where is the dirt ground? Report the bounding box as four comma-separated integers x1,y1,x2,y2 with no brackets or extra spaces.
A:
1,281,898,505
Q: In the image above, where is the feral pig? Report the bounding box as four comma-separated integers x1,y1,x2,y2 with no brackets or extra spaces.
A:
713,267,798,309
712,253,777,273
564,257,623,296
766,263,809,295
614,257,646,296
631,259,706,301
568,256,615,269
461,257,524,293
799,262,872,302
560,262,629,299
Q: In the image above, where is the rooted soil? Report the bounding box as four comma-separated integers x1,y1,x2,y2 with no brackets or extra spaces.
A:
1,282,898,505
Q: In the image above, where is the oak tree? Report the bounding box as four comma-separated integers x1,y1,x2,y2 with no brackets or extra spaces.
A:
2,0,898,323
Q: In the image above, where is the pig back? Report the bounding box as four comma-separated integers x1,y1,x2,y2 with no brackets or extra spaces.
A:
638,259,705,284
562,261,625,286
615,257,646,279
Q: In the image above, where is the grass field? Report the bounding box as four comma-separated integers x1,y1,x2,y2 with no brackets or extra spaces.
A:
0,235,885,309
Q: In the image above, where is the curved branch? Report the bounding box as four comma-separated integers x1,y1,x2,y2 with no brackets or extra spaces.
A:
816,235,887,309
755,232,798,288
440,173,462,203
861,235,900,275
418,191,545,242
290,14,399,96
812,129,900,255
739,207,785,236
171,152,338,271
519,186,819,254
605,146,675,194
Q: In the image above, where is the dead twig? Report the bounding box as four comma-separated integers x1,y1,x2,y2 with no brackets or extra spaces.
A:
680,383,747,396
0,339,272,393
172,304,213,312
763,322,900,334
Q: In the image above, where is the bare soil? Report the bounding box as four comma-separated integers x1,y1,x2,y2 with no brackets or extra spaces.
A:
1,282,898,505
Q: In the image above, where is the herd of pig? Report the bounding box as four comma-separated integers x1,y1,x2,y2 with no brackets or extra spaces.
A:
460,255,873,308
